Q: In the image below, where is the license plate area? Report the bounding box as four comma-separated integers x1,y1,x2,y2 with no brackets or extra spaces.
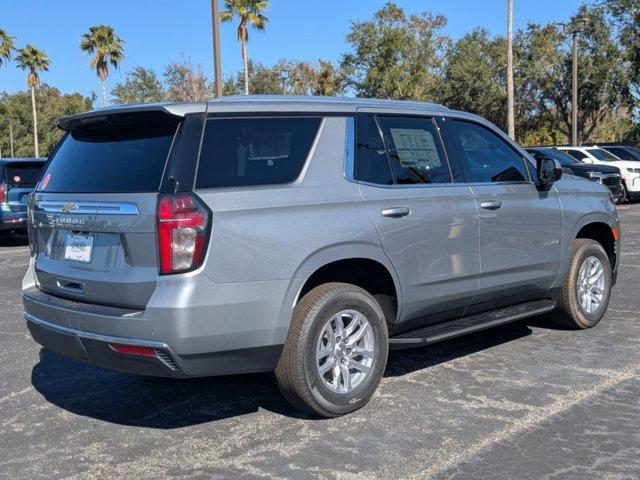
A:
64,232,94,263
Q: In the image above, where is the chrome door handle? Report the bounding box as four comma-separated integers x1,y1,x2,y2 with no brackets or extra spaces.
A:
381,207,411,218
479,200,502,210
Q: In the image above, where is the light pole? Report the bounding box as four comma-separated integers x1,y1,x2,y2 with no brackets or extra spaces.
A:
560,18,587,146
507,0,515,140
211,0,223,98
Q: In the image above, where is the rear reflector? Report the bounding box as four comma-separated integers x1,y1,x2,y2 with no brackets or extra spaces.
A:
157,193,210,274
109,344,156,356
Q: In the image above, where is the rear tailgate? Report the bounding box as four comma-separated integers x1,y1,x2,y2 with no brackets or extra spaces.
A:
30,111,181,309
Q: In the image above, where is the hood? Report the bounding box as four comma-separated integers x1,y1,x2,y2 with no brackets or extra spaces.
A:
605,160,640,171
567,163,620,175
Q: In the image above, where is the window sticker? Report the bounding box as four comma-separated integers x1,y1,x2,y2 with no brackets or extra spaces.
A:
389,128,442,170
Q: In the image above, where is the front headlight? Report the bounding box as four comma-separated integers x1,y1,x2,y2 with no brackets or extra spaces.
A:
588,172,603,182
626,167,640,173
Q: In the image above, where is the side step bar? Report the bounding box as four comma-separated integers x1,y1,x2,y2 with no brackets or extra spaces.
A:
388,299,556,350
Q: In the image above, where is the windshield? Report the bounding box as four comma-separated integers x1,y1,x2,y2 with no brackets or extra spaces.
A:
588,148,620,162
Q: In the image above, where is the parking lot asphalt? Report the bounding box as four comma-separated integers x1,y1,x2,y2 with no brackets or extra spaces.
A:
1,206,640,480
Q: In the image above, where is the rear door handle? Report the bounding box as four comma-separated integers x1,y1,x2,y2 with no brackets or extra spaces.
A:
479,200,502,210
381,207,411,218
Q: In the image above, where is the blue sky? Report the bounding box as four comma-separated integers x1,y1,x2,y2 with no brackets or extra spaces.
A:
2,0,585,99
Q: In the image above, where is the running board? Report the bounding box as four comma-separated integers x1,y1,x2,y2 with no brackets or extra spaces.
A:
388,299,556,350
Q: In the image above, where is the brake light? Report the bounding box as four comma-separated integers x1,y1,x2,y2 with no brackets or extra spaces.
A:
0,183,6,204
157,193,210,274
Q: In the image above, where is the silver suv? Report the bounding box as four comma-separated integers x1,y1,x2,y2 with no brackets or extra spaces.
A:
23,96,620,417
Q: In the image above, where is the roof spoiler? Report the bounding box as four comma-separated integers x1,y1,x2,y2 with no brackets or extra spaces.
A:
56,102,208,131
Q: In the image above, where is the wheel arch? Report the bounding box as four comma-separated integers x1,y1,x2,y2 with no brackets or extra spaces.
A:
290,242,402,326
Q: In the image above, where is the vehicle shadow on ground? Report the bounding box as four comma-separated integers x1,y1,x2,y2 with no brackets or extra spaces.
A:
31,318,539,428
0,233,29,247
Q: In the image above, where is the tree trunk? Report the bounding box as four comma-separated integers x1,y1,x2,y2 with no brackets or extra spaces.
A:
30,85,39,158
102,77,107,107
507,0,515,140
242,38,249,95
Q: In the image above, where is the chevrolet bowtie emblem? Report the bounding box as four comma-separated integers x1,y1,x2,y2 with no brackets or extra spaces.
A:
61,202,79,213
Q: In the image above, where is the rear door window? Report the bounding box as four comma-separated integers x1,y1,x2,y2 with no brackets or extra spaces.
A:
5,163,43,187
376,116,451,185
196,117,322,188
40,114,178,193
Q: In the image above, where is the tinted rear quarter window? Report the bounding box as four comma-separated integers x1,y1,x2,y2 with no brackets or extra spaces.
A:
196,117,321,189
40,113,178,193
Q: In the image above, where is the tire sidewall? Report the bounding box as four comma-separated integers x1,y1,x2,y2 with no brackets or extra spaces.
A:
569,242,612,327
302,289,388,415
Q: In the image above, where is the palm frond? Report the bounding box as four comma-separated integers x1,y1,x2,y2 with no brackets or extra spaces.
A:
79,24,125,78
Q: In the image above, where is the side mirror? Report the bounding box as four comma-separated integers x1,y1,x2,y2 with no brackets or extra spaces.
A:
537,157,562,189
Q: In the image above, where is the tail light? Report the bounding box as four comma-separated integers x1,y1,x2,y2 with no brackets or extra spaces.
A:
0,183,6,204
157,193,210,274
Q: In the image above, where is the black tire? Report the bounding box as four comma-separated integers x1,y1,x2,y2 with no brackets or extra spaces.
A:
553,238,612,329
619,183,628,204
275,282,389,418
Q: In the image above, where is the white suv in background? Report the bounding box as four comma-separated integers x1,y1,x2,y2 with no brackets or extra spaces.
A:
558,146,640,201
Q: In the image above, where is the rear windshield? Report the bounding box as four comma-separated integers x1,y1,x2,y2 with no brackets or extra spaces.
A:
196,117,322,188
5,163,44,187
40,113,178,193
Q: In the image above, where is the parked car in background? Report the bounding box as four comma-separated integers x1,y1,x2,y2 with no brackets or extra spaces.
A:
526,147,625,203
1,158,46,237
600,145,640,162
23,97,619,417
557,146,640,201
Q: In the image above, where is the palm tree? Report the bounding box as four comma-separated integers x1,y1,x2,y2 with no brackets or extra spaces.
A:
15,45,49,158
0,29,15,67
220,0,269,95
80,25,125,106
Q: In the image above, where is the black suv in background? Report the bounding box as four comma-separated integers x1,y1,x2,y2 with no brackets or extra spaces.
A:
526,147,625,203
0,158,46,236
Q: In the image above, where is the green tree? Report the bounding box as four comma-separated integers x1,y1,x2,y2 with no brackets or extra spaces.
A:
605,0,640,104
514,5,629,144
441,29,508,129
0,28,15,68
15,44,49,157
220,0,269,95
341,2,448,100
80,25,125,107
111,67,165,104
0,86,92,157
164,58,212,101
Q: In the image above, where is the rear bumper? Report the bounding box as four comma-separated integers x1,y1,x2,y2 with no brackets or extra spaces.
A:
0,209,27,231
22,285,287,378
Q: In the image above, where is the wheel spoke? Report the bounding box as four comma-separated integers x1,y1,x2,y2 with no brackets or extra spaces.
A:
346,321,370,347
318,357,335,375
331,364,340,389
350,346,374,359
343,313,362,338
340,364,351,391
317,346,333,360
350,361,371,375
